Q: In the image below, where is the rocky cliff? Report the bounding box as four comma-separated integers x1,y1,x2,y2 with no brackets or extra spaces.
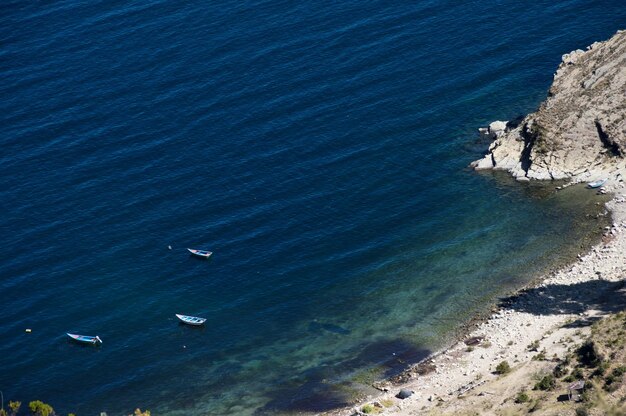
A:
472,30,626,182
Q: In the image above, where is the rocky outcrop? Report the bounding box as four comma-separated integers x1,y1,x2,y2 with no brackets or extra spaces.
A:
472,30,626,182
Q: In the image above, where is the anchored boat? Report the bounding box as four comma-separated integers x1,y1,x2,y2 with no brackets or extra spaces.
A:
176,314,206,326
187,248,212,259
587,178,607,188
67,333,102,345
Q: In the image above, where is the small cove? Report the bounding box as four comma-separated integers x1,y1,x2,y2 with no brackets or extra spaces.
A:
0,1,625,415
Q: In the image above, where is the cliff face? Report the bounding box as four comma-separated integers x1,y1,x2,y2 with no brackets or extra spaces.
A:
472,30,626,181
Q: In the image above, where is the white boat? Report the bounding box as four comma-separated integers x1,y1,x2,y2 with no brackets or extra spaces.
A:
67,333,102,345
187,248,212,259
176,314,206,326
587,178,607,188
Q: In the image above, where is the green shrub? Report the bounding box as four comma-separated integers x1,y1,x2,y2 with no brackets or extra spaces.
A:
571,367,584,379
28,401,54,416
575,407,590,416
603,366,626,391
605,373,617,385
9,401,21,416
581,390,592,403
534,374,556,391
591,361,610,377
577,340,602,367
604,380,620,392
553,363,568,378
495,361,511,375
612,365,626,377
528,340,540,351
361,404,376,414
515,391,530,403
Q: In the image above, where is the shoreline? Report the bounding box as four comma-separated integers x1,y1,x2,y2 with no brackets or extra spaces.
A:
325,171,626,416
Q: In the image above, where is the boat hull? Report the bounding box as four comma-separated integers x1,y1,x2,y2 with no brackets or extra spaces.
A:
67,333,102,345
176,314,206,326
587,179,607,188
187,248,212,259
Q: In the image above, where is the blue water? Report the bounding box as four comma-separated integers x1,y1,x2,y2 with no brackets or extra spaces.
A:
1,1,624,414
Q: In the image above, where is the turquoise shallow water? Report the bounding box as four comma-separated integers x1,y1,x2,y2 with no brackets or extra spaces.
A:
0,1,624,414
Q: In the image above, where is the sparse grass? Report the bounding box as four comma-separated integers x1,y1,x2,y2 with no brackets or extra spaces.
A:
400,311,626,415
528,398,543,412
380,399,394,408
528,340,540,351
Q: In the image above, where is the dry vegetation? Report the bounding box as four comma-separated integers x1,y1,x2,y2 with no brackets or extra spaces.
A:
446,311,626,416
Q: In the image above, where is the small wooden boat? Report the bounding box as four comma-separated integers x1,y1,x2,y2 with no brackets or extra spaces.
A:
67,333,102,345
176,314,206,326
587,178,607,188
187,248,213,259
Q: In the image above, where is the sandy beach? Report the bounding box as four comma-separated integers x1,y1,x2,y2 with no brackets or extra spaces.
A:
326,168,626,416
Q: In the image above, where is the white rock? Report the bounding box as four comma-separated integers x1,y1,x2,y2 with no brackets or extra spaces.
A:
488,120,508,138
473,155,494,170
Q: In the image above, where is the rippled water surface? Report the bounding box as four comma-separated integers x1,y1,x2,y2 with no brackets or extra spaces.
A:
1,1,625,414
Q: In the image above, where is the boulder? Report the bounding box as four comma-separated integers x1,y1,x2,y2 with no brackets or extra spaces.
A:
396,389,414,399
561,49,585,65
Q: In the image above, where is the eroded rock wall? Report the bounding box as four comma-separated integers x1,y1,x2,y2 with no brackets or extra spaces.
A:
472,30,626,182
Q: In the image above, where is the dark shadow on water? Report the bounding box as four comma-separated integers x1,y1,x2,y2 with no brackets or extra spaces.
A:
254,378,352,415
345,339,431,379
307,320,351,335
66,340,102,350
177,322,206,331
255,338,431,415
